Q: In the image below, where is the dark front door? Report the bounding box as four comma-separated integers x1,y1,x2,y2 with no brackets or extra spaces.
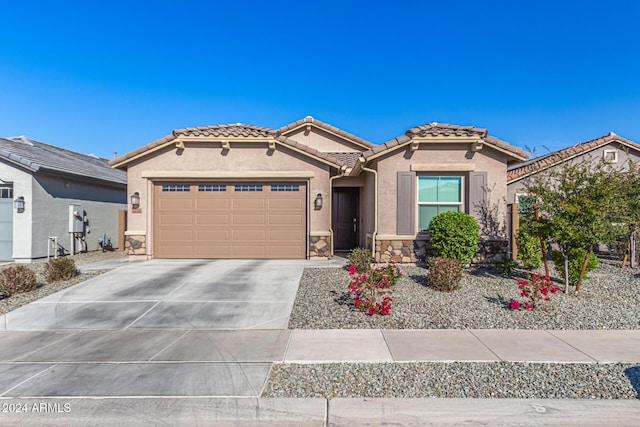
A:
332,187,359,250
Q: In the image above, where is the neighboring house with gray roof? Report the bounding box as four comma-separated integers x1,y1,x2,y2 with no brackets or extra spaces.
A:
111,116,528,263
0,136,127,262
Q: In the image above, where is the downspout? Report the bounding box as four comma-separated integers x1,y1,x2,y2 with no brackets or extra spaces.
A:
361,165,378,260
329,166,347,257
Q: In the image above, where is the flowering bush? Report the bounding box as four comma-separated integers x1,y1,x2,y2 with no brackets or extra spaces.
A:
510,273,561,311
347,262,404,316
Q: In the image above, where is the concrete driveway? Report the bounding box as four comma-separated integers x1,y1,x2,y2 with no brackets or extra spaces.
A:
0,257,345,407
2,258,343,331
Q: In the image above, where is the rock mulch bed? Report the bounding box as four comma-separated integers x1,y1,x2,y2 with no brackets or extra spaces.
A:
288,260,640,330
263,362,640,399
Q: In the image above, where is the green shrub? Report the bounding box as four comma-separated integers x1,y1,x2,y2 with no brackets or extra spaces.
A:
428,257,463,292
493,256,519,277
428,211,480,266
516,227,542,270
44,258,78,282
551,248,599,286
0,265,37,297
347,247,373,274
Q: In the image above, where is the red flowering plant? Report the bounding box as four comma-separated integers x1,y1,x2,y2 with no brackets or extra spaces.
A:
510,273,561,311
347,262,404,316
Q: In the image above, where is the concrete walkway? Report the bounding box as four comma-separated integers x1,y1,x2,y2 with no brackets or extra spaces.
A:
0,258,639,425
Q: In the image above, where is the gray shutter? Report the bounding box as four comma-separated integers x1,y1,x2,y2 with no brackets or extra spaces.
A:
397,171,416,235
468,171,487,223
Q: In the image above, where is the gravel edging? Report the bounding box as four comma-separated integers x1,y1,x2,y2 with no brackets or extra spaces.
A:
288,260,640,329
262,362,640,399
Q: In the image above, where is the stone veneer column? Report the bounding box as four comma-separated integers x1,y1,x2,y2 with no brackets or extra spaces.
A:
309,235,331,258
124,235,146,256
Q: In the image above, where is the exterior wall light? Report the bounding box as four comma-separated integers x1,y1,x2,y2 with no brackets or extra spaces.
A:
130,192,140,209
13,196,25,213
314,193,323,210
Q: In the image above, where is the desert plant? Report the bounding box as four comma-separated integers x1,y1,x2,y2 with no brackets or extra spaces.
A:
0,265,37,297
347,262,403,315
347,247,373,274
510,272,560,311
428,211,480,266
44,258,78,282
428,257,463,292
551,248,599,287
493,256,519,277
516,227,542,270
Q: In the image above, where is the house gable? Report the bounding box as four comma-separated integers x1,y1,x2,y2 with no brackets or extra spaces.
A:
277,116,375,153
507,132,640,185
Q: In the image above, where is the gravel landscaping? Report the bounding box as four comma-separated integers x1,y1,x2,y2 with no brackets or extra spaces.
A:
288,259,640,330
263,362,640,399
274,258,640,399
0,251,127,315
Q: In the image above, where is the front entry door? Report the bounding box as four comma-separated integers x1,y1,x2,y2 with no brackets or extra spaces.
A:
332,187,359,250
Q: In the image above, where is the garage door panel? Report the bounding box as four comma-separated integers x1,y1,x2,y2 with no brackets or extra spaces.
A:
197,230,230,241
196,199,229,210
195,246,230,257
269,198,303,210
159,199,194,210
196,214,230,225
268,230,303,241
233,229,266,241
154,182,306,259
230,245,266,258
269,214,303,225
233,215,266,225
159,230,194,242
157,245,195,258
232,199,266,210
158,215,193,225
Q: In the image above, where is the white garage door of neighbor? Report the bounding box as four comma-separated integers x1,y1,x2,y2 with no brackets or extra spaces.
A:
153,182,306,259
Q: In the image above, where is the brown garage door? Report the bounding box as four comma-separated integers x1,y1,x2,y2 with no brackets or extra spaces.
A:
153,182,306,259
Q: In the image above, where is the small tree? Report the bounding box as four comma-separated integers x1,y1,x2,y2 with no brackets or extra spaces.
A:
522,159,618,293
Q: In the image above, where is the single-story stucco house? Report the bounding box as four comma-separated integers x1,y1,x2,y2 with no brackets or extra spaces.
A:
110,117,529,262
507,132,640,257
0,136,127,262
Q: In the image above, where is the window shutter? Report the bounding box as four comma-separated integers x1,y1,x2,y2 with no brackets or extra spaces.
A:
468,171,487,223
397,171,416,235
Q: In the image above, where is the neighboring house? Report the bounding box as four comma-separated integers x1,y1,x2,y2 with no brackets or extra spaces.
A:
0,136,127,262
506,132,640,257
110,117,528,262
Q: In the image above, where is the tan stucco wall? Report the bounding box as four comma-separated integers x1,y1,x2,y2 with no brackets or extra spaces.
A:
375,143,510,237
285,127,365,152
125,140,335,256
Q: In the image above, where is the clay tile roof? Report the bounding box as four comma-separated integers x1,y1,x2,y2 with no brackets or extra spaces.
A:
326,152,363,168
507,132,640,183
406,123,488,138
176,123,274,138
276,116,376,149
360,124,527,160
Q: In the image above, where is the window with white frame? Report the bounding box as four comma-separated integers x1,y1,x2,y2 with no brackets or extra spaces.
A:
418,176,462,230
603,149,618,164
0,185,13,199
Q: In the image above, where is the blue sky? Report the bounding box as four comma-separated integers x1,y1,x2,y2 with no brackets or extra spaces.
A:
1,1,639,160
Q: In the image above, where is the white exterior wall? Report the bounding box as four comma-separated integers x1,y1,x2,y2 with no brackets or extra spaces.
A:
0,161,34,260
